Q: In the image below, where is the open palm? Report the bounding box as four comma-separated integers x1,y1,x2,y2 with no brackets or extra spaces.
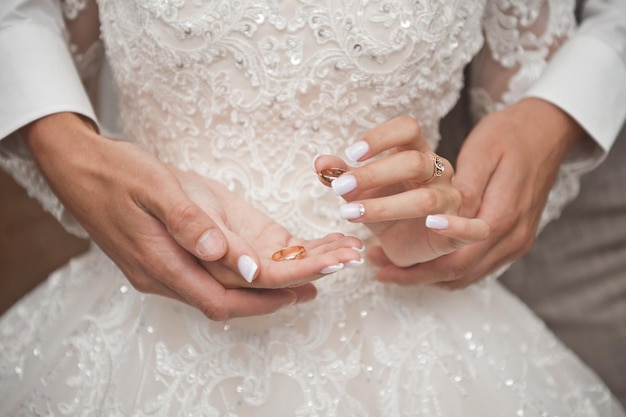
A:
174,169,363,288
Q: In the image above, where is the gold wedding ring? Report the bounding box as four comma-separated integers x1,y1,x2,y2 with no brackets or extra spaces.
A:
271,246,307,261
318,168,346,187
422,154,445,183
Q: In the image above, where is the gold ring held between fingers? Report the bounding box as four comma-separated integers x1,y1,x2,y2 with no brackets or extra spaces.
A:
271,246,307,261
318,168,346,187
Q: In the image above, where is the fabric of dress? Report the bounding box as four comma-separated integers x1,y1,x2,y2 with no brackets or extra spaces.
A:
1,1,624,416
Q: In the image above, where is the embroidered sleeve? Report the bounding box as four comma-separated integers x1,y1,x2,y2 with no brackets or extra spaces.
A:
470,0,576,118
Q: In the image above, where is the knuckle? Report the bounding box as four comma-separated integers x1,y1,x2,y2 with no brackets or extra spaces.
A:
359,164,381,185
415,189,438,213
397,116,421,138
448,236,467,251
369,201,390,219
491,216,515,237
167,201,202,235
127,273,153,294
509,226,535,256
143,251,173,277
448,261,470,281
198,299,230,322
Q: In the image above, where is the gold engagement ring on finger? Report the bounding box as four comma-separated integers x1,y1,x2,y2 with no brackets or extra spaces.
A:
271,246,307,261
423,154,445,183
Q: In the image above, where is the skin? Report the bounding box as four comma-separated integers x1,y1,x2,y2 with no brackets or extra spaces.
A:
315,116,490,267
350,98,588,289
21,112,363,320
175,168,364,289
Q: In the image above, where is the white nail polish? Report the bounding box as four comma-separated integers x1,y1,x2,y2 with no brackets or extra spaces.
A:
425,215,448,230
340,203,365,220
346,258,365,268
332,174,357,196
237,255,258,283
320,263,344,274
353,245,366,253
345,141,369,162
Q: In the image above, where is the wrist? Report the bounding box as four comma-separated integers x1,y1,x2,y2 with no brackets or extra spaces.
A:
20,113,105,196
512,97,588,161
21,112,100,170
21,112,98,154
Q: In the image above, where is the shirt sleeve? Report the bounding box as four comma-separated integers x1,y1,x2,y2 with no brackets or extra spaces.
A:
524,0,626,154
0,0,96,140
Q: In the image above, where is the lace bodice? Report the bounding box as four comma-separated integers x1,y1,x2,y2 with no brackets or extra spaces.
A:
99,0,482,242
3,1,622,417
0,0,582,241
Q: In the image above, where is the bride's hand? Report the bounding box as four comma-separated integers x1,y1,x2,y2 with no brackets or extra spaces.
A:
315,116,489,267
173,168,364,289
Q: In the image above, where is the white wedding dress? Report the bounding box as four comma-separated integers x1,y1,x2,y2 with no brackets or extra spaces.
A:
1,1,624,416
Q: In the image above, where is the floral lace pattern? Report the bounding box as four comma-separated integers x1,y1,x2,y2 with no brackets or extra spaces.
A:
99,0,484,243
1,1,624,416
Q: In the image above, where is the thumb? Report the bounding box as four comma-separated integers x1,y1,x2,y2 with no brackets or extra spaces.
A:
140,178,228,262
453,129,500,218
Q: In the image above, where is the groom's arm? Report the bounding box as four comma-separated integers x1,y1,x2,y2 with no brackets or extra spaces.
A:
442,0,626,288
446,0,626,286
523,0,626,160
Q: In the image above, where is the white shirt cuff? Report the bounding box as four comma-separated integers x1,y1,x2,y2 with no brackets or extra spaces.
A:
524,35,626,155
0,24,97,140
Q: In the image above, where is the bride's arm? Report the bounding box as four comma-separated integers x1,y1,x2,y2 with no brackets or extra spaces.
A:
314,116,490,268
318,0,602,286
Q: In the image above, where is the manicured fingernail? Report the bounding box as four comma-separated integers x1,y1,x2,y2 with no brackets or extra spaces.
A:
345,141,369,162
196,229,223,258
346,258,365,268
340,203,365,220
320,263,344,274
332,174,357,196
237,255,258,283
353,245,365,253
425,215,448,230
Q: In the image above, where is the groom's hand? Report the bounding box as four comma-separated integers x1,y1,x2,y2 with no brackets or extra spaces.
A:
371,98,588,289
22,112,313,320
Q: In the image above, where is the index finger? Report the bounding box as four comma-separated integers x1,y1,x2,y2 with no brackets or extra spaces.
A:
345,116,433,162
